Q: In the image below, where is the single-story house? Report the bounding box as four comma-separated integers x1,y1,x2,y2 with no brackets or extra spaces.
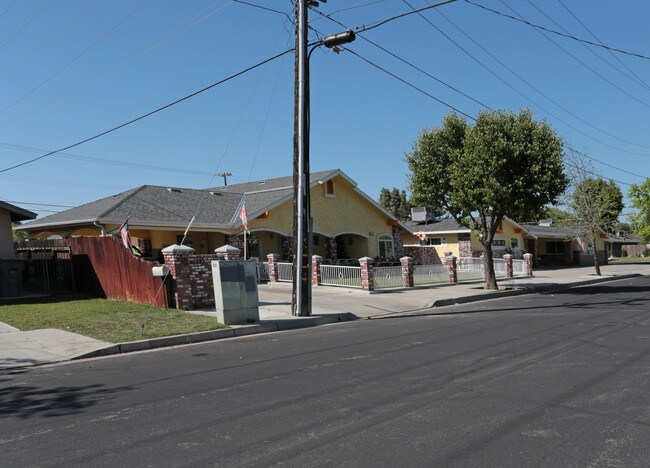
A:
17,169,408,263
605,232,648,258
521,220,607,266
1,201,37,297
402,214,529,264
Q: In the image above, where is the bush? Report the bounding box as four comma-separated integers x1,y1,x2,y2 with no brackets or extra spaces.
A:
643,248,650,258
622,250,628,257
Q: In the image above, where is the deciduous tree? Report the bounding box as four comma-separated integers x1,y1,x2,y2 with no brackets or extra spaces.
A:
629,178,650,242
406,109,567,289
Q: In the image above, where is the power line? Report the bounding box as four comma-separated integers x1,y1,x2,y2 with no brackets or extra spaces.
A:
310,5,493,110
0,1,18,19
465,0,650,61
565,145,647,180
309,0,386,23
422,2,650,156
495,0,650,112
353,0,458,34
2,200,75,208
0,0,53,52
0,47,293,174
556,0,650,90
342,47,475,120
232,0,293,23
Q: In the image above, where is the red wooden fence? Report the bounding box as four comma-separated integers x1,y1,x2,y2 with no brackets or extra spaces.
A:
68,236,172,308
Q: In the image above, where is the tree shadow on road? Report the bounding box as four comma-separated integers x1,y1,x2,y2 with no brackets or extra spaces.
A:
0,383,133,419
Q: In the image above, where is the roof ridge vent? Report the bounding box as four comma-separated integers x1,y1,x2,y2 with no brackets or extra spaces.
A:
167,187,182,193
258,180,266,185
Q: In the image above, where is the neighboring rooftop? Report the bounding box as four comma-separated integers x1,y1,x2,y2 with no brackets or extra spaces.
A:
403,217,470,234
0,200,37,222
208,169,339,194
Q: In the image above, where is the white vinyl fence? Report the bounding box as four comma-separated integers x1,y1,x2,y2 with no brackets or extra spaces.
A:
259,261,270,281
320,264,362,288
493,258,507,278
413,264,448,286
457,257,484,282
373,265,404,289
513,259,526,276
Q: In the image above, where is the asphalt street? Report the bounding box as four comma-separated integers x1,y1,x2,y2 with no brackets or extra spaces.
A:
1,276,649,467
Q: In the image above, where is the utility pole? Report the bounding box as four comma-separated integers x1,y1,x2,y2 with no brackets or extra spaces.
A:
292,0,310,316
217,172,232,187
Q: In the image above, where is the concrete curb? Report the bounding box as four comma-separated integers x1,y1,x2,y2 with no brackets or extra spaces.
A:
368,273,643,319
74,313,356,360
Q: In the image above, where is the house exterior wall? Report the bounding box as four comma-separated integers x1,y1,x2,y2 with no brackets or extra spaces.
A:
249,176,397,259
470,219,526,257
0,209,14,258
403,233,461,264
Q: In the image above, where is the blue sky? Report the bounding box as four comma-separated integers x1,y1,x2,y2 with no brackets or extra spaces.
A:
1,0,649,222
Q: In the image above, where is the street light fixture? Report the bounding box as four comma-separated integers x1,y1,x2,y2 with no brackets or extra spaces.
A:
292,0,356,317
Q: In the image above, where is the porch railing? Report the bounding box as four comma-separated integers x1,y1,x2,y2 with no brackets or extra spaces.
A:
413,264,447,286
320,264,362,288
277,262,293,282
373,265,403,289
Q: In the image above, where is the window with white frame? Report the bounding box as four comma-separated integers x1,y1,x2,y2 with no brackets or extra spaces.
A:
510,236,519,249
492,239,506,249
419,237,447,246
378,235,394,259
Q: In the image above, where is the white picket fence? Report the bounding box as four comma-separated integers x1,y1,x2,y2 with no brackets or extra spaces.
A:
321,264,362,288
457,257,484,282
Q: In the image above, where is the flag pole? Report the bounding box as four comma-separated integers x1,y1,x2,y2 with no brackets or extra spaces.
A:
244,229,247,260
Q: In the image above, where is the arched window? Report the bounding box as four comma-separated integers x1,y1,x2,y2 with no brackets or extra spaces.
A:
378,234,394,259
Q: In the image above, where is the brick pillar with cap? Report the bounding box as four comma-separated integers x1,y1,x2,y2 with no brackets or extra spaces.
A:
312,255,322,286
162,244,195,310
444,252,457,284
523,253,533,276
359,257,374,292
503,253,514,278
400,256,413,288
267,253,280,283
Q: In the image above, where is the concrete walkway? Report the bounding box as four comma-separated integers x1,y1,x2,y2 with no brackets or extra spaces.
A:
1,262,648,370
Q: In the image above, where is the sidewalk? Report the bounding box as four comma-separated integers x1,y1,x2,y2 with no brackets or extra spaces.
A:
1,263,647,370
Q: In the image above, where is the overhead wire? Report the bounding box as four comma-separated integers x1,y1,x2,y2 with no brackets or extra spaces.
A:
465,0,650,61
0,0,96,76
0,47,293,173
0,0,150,116
556,0,650,90
0,1,18,19
310,5,493,110
2,200,74,208
0,0,53,52
0,0,235,129
352,0,458,33
420,1,650,155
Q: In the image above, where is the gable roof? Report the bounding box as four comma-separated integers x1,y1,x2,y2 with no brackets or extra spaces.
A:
19,169,402,233
0,200,37,222
404,218,471,234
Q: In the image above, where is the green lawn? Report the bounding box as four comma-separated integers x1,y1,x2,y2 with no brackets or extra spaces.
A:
609,257,650,263
0,294,226,343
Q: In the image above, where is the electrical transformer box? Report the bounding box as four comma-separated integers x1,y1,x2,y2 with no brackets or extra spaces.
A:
211,260,260,325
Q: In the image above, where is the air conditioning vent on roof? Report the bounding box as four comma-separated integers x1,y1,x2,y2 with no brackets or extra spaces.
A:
167,187,182,193
209,191,222,196
411,207,435,222
258,181,266,185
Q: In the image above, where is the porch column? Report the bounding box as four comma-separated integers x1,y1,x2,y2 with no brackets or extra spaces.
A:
162,244,195,310
327,237,338,260
311,255,322,286
400,256,414,288
444,252,457,284
523,253,534,276
359,256,374,292
267,253,280,283
503,254,514,278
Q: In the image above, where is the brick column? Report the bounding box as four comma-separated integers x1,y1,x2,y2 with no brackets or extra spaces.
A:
162,244,195,310
311,255,322,286
503,253,514,278
359,256,374,292
444,253,457,283
215,244,240,260
400,256,413,288
523,253,533,276
267,253,280,283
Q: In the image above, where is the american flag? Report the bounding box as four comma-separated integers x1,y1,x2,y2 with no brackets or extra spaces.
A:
239,203,249,233
577,236,587,252
120,220,133,253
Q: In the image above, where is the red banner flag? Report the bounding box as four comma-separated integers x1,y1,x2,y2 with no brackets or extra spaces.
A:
239,203,249,232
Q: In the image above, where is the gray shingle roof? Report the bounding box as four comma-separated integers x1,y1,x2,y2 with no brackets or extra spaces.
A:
521,223,571,239
208,169,339,193
403,218,471,233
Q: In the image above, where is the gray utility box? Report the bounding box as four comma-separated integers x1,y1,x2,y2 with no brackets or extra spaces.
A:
211,260,260,325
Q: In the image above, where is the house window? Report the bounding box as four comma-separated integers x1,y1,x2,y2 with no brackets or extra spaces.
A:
378,235,394,259
546,241,566,254
510,237,519,249
325,180,335,196
492,239,506,248
419,237,447,246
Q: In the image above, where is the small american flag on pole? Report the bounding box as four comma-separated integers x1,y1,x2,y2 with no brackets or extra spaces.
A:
119,220,133,253
239,203,249,233
577,236,587,252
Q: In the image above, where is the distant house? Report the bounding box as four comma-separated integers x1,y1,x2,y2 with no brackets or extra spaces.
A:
17,169,408,262
605,232,647,258
403,212,528,264
521,220,608,266
0,201,36,298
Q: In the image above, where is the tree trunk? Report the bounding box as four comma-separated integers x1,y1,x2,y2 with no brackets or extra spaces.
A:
593,246,601,276
483,242,498,290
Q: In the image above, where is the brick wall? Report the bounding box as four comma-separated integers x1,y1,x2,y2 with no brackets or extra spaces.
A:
164,248,219,310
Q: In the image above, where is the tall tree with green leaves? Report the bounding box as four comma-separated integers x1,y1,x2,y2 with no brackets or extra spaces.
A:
406,109,567,289
378,187,412,221
12,222,28,242
629,178,650,242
